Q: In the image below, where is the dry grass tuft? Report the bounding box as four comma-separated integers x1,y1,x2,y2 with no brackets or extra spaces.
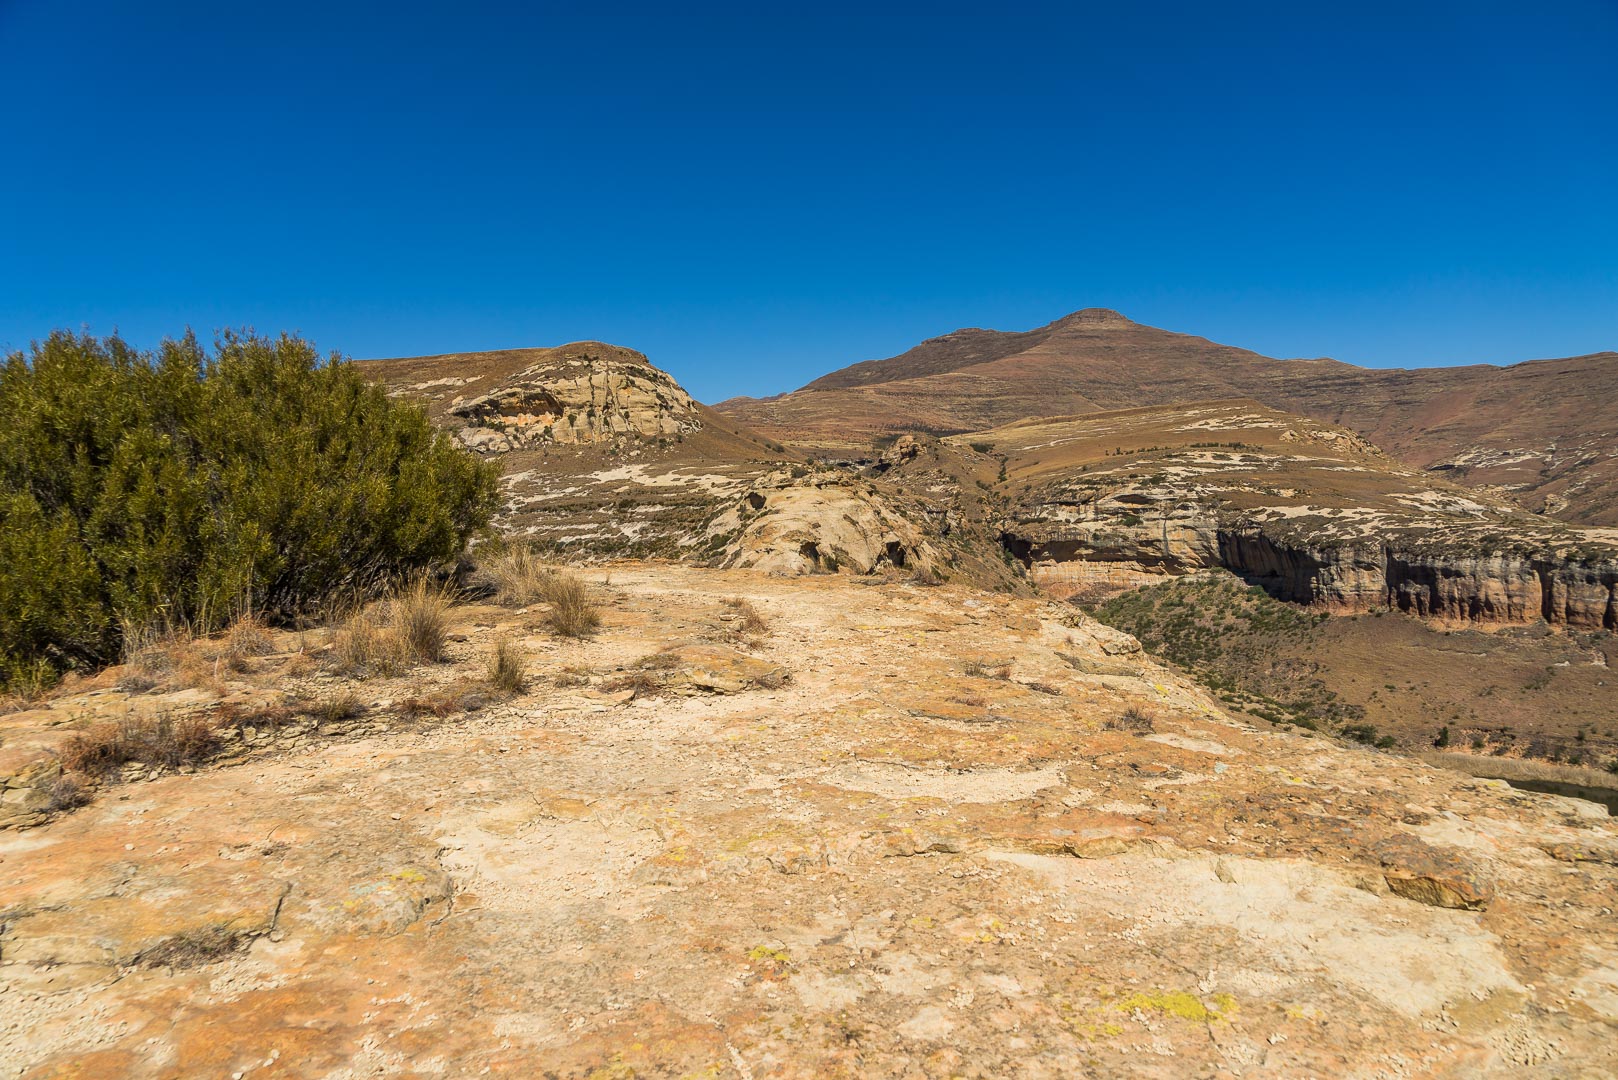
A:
397,692,470,720
487,636,528,696
1106,705,1156,734
325,577,457,676
483,546,555,607
1423,750,1618,791
392,577,454,663
60,712,220,776
602,670,663,699
304,692,364,725
542,572,602,638
217,701,298,734
44,773,89,812
328,608,411,676
136,925,247,969
724,597,770,634
222,613,275,671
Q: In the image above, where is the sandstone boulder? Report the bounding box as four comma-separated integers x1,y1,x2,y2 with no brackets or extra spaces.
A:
720,470,944,578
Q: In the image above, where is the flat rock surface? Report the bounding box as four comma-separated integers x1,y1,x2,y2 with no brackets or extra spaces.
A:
2,566,1615,1077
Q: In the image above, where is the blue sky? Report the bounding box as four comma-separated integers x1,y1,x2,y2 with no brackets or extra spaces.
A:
2,2,1614,402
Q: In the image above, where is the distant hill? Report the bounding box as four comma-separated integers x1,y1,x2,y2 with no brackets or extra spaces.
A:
355,342,792,554
714,310,1618,525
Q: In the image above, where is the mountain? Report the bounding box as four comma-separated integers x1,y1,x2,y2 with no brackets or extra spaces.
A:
715,310,1618,525
354,343,1024,589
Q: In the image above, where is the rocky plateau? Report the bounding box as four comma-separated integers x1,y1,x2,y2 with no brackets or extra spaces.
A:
960,401,1618,628
4,566,1617,1077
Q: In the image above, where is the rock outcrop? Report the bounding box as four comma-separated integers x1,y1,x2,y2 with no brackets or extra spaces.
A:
1007,492,1618,627
713,468,946,577
969,401,1618,626
447,345,702,450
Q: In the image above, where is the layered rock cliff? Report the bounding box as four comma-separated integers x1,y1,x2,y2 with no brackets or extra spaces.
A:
445,345,702,450
950,401,1618,628
1005,492,1618,628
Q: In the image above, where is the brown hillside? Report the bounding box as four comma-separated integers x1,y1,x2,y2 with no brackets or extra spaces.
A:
715,311,1618,525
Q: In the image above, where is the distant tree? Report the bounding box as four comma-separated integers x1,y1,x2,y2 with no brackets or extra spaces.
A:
0,329,500,689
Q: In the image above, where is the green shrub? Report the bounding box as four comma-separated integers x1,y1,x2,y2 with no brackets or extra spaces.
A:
0,330,499,689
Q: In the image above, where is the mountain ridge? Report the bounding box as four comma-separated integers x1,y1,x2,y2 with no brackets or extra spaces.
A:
714,310,1618,525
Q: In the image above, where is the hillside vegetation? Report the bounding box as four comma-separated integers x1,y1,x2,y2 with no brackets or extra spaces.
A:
1092,571,1368,735
1093,571,1618,770
0,330,499,691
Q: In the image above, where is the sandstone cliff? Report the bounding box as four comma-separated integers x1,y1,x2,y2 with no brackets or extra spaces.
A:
1006,492,1618,628
951,401,1618,627
445,345,702,450
356,343,794,557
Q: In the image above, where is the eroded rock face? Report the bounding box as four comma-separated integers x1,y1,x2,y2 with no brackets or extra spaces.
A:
982,402,1618,627
447,345,702,450
715,469,946,577
1007,491,1618,628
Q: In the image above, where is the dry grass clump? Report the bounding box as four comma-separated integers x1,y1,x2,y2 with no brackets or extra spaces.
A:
222,613,275,671
1106,704,1156,734
135,924,247,969
542,572,602,638
964,659,1013,680
116,619,228,693
60,712,221,776
217,701,298,734
724,597,770,634
305,691,364,725
328,608,411,676
397,690,476,720
486,636,528,696
473,556,603,636
483,546,554,607
602,651,690,698
327,578,456,676
392,578,454,663
602,670,663,699
44,773,89,812
1422,750,1618,791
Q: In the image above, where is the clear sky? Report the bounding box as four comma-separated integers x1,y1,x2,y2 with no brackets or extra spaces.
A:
3,2,1615,403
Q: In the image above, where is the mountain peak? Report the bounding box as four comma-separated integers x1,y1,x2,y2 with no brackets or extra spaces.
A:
1051,308,1134,328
